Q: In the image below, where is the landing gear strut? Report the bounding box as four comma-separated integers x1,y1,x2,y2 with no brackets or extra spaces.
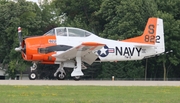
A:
54,62,66,80
71,56,84,80
29,63,38,80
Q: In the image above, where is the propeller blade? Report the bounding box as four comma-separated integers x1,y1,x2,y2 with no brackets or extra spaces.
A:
15,27,23,52
18,27,22,47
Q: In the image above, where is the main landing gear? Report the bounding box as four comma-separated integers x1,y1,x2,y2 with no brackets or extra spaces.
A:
53,63,82,81
53,57,84,80
71,56,84,80
54,62,66,80
29,63,38,80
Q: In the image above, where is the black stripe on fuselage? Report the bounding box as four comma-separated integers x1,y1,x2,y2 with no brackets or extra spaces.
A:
38,45,72,54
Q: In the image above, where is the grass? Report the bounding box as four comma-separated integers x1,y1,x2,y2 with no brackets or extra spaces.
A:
0,85,180,103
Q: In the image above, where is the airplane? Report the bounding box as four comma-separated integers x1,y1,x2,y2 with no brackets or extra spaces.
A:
15,17,165,80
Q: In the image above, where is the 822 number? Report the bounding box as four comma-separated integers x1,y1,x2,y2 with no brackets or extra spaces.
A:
144,35,160,43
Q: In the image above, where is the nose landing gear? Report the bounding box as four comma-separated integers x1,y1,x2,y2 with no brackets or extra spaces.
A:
29,63,38,80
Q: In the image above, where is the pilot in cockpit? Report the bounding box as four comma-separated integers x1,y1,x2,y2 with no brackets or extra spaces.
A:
57,29,67,36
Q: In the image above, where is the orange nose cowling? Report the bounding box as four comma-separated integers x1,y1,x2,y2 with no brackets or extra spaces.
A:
31,54,44,60
24,36,42,61
23,36,56,63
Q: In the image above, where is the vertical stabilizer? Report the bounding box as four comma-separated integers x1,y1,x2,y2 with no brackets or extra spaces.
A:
122,18,165,54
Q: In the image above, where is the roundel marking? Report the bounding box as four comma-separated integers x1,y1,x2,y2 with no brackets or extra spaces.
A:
97,45,109,57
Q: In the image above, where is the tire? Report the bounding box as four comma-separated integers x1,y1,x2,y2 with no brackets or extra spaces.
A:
74,76,81,81
56,72,65,80
29,72,37,80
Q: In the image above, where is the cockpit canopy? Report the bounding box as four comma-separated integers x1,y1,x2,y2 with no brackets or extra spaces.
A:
44,28,55,36
44,27,92,37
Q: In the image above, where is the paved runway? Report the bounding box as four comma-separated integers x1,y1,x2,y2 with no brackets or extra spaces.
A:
0,80,180,86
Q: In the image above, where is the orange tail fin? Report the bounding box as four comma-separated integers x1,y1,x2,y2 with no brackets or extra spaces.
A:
122,18,157,44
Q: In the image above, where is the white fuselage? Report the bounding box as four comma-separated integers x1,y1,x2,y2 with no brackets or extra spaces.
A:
56,33,155,62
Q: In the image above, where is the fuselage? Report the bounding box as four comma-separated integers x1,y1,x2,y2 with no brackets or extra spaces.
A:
21,27,156,64
57,34,155,62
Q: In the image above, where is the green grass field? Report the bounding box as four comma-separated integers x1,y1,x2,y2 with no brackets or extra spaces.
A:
0,85,180,103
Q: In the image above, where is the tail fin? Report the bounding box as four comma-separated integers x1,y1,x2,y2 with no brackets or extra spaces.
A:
122,17,165,54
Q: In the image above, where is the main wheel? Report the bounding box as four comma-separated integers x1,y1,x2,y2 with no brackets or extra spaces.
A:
56,72,65,80
29,71,37,80
74,76,81,81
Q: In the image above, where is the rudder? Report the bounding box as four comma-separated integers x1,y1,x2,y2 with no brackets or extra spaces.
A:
154,18,165,54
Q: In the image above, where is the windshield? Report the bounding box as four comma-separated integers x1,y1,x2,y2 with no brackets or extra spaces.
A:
44,29,55,35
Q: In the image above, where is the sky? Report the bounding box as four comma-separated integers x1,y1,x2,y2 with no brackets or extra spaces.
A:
26,0,38,3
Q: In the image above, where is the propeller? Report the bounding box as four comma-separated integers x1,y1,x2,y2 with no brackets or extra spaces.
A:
15,27,23,52
18,27,22,47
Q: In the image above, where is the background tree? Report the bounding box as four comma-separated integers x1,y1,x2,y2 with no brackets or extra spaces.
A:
0,0,46,78
154,11,180,80
53,0,103,34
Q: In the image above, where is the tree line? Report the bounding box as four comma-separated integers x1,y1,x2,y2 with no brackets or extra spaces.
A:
0,0,180,80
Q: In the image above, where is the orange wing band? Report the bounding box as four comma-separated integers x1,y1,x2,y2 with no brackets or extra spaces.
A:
82,42,105,46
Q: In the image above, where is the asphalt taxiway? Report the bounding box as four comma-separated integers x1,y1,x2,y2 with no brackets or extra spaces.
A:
0,80,180,86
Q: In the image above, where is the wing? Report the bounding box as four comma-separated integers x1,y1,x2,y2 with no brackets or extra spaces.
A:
52,42,105,65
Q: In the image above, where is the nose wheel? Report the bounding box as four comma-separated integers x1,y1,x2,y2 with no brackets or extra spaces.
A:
29,63,38,80
29,71,37,80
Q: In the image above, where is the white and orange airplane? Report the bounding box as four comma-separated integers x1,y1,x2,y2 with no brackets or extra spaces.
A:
15,17,164,80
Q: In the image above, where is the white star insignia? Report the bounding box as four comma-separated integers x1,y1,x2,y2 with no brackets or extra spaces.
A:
100,47,107,55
